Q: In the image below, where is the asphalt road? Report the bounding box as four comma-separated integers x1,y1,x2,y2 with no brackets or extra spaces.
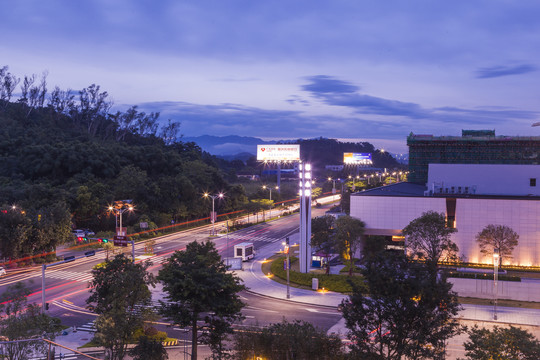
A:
0,203,342,341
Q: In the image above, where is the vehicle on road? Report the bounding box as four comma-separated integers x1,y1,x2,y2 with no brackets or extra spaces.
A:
0,267,7,277
234,242,255,261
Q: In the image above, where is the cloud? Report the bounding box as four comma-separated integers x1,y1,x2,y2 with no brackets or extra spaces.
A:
301,75,359,95
475,64,538,79
300,75,538,124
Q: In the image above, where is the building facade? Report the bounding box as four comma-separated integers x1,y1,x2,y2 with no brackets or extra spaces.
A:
408,130,540,184
350,164,540,266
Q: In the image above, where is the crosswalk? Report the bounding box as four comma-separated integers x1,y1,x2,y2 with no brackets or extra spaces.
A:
30,351,77,360
76,320,96,332
46,270,93,283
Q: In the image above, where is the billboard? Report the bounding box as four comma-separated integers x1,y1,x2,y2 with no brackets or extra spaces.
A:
257,144,300,161
343,152,373,165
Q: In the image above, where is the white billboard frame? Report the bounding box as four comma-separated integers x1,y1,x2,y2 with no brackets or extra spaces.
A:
343,152,373,165
257,144,300,162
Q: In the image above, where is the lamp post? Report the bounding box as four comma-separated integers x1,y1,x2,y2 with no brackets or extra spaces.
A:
328,177,337,194
283,237,290,299
204,193,224,236
262,185,278,220
299,163,312,273
493,248,499,320
108,200,134,236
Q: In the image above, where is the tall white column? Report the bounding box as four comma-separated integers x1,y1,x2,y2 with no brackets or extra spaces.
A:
299,163,312,273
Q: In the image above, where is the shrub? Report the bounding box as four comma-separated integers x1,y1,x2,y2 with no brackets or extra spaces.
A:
270,256,367,293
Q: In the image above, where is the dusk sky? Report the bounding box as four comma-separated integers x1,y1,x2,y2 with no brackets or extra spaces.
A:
2,1,540,153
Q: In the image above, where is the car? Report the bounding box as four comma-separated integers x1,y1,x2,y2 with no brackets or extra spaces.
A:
83,229,95,236
0,267,7,277
72,229,85,237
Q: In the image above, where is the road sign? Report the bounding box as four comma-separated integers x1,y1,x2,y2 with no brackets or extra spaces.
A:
113,235,129,247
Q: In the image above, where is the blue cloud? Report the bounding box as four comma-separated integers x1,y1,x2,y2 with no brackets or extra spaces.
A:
475,64,537,79
302,75,360,95
300,75,538,124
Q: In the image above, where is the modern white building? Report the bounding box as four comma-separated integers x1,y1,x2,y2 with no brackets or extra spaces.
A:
350,164,540,266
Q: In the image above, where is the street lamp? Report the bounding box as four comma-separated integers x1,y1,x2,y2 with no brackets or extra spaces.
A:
204,192,224,236
493,248,499,320
108,200,134,236
283,237,290,299
328,177,337,194
262,185,278,219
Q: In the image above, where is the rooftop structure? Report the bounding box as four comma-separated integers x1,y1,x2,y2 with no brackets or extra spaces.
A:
407,130,540,184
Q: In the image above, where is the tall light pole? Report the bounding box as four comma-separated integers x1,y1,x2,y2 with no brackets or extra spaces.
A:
328,177,337,194
262,185,278,219
108,201,134,236
204,193,224,236
283,237,290,299
493,248,499,320
299,163,312,273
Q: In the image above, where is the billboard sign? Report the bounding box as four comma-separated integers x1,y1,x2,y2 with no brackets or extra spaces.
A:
113,235,129,247
343,152,373,165
257,144,300,161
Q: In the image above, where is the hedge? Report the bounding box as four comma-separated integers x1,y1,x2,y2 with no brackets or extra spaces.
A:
270,256,367,293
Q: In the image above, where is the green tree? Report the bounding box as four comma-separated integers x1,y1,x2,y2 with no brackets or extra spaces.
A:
310,215,335,252
402,211,458,271
158,240,245,360
461,325,540,360
234,320,345,360
129,336,168,360
0,282,62,360
87,254,156,360
475,224,519,266
0,206,31,260
341,252,462,360
334,215,365,276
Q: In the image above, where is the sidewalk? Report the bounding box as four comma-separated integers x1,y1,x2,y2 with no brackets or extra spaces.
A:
235,237,540,328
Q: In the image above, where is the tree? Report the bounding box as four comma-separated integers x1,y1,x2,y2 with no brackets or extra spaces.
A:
461,325,540,360
402,211,458,270
87,254,156,360
158,240,245,360
234,320,345,360
311,215,336,273
341,252,462,360
475,224,519,265
129,336,168,360
0,283,61,360
334,215,365,276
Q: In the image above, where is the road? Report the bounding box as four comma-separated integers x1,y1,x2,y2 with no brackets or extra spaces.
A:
0,202,342,346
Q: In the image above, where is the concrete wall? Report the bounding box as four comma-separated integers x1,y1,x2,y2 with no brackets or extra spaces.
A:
450,278,540,302
427,164,540,196
350,195,540,266
350,195,446,232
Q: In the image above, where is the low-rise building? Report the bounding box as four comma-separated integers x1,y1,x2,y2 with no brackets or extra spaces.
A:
350,164,540,266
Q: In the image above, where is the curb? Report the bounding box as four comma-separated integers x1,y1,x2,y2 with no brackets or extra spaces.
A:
244,289,341,310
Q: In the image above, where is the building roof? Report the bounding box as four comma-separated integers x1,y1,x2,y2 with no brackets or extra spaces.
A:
352,182,540,200
352,182,427,197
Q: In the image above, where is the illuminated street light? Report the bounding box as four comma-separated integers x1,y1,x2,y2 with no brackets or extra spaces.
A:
493,248,499,320
262,185,278,219
108,200,134,236
328,177,337,194
204,192,224,236
299,163,312,273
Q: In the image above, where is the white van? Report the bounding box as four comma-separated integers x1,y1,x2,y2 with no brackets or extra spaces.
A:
234,242,255,261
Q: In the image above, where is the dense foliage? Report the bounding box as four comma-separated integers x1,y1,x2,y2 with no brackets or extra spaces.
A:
461,325,540,360
87,254,156,360
0,66,249,260
234,320,345,360
341,252,462,360
158,241,245,360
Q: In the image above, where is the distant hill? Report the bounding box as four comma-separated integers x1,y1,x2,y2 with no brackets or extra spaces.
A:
182,135,272,156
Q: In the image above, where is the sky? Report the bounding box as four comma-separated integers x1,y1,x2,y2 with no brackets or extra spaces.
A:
2,0,540,154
